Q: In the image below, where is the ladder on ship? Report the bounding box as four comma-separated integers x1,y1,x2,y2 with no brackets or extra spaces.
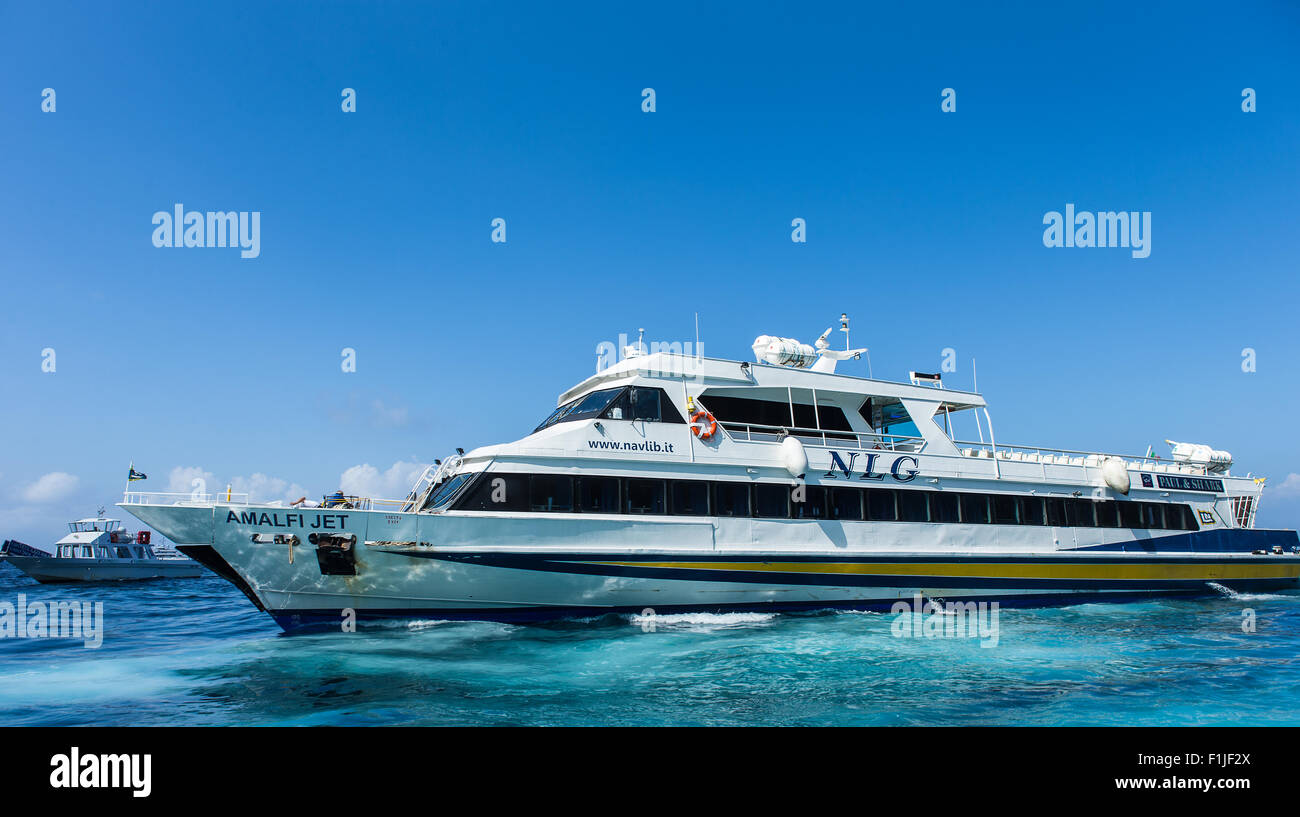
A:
401,456,463,512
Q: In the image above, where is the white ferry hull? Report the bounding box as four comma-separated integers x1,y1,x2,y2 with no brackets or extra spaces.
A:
6,555,205,583
122,502,1300,631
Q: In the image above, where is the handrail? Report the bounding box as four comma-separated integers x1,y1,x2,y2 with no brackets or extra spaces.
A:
120,490,409,510
318,494,408,511
718,422,926,452
401,464,440,511
122,490,252,506
949,440,1215,475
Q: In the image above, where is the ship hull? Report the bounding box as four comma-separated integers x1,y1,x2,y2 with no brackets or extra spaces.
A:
121,502,1300,632
5,555,205,583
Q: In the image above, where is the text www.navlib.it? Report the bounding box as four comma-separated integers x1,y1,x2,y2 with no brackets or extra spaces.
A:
588,440,675,453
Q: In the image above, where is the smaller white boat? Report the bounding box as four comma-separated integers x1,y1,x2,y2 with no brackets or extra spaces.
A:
1,513,204,583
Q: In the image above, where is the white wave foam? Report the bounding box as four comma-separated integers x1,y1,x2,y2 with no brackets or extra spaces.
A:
406,619,453,630
1206,582,1293,602
628,611,777,630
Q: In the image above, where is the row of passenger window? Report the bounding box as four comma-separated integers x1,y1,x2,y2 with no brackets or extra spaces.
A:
450,473,1200,531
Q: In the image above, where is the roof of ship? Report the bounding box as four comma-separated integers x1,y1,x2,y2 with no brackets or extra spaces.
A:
558,352,987,411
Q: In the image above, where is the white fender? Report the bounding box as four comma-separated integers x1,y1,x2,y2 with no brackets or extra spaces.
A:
780,436,808,479
1100,458,1131,495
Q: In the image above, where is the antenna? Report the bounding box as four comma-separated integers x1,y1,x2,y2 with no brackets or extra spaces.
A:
97,505,106,518
840,313,850,351
972,357,978,393
694,313,700,359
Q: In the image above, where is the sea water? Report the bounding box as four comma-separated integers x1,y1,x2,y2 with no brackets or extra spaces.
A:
1,563,1297,726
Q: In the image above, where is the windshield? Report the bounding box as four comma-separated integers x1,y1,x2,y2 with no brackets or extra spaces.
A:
423,472,474,512
534,387,624,432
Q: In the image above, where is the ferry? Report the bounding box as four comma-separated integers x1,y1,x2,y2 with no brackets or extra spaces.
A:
120,319,1299,631
2,513,204,582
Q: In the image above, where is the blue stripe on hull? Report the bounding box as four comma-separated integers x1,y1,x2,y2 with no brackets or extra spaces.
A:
1072,527,1298,553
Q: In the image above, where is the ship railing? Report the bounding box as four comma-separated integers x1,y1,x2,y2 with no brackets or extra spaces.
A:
121,490,410,510
950,440,1214,475
718,422,926,452
314,495,409,511
122,490,253,506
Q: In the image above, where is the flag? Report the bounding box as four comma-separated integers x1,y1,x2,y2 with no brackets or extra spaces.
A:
128,462,148,482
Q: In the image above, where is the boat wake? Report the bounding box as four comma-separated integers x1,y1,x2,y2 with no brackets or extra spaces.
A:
406,619,455,631
627,611,777,630
1206,582,1293,602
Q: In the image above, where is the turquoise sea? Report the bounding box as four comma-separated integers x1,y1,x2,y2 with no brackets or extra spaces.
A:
1,562,1298,726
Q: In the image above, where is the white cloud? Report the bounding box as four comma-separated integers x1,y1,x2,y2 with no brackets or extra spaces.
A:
149,461,426,506
21,472,79,503
166,466,307,504
168,465,215,495
230,473,310,504
339,460,427,500
1270,473,1300,498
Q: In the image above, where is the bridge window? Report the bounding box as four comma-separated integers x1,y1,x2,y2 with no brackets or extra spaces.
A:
632,388,661,422
697,393,851,433
600,387,686,424
535,387,625,432
859,397,920,438
425,472,474,511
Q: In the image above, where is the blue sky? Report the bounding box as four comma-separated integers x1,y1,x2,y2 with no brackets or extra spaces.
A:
1,1,1298,542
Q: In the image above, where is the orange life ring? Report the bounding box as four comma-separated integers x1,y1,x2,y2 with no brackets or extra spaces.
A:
690,409,718,440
